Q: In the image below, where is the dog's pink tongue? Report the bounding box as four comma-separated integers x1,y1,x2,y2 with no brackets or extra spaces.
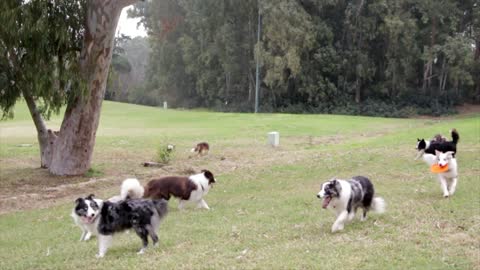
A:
322,197,331,209
82,216,94,223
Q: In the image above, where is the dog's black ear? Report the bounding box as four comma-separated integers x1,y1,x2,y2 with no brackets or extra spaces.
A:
86,194,95,200
333,180,342,193
75,198,83,204
417,138,420,141
202,170,215,183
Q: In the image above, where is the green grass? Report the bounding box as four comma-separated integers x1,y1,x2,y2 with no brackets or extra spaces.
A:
0,101,479,270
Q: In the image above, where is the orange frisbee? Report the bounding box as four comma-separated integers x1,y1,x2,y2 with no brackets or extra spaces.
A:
431,164,449,173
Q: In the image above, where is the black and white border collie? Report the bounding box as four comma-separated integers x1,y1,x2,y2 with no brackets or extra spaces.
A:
71,194,102,242
144,170,216,210
317,176,385,233
71,179,168,258
415,129,459,160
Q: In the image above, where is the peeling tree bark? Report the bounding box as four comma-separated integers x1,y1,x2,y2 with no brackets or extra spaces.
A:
48,0,139,175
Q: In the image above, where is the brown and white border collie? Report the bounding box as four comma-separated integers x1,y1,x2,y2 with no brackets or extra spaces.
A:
191,142,210,155
144,170,216,210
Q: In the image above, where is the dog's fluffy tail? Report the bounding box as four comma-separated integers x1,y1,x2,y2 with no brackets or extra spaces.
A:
153,199,169,218
120,178,144,200
451,129,459,144
371,197,386,214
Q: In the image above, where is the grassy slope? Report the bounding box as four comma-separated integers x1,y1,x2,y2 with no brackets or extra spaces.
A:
0,101,479,270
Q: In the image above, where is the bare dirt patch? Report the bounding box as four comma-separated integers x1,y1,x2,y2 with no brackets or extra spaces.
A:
0,138,321,214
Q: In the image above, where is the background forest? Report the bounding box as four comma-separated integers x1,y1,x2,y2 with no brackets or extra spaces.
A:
110,0,478,117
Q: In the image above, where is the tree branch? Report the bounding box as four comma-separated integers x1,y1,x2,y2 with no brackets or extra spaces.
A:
22,89,48,136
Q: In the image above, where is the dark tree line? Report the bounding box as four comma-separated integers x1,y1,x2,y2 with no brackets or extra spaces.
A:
129,0,479,116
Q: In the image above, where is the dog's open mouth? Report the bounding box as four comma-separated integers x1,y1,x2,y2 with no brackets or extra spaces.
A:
81,216,95,224
322,196,332,209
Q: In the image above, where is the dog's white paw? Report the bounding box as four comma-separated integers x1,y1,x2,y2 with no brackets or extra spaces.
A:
331,224,344,233
331,227,341,233
360,216,367,222
84,233,91,241
137,248,145,255
96,253,105,259
443,194,449,198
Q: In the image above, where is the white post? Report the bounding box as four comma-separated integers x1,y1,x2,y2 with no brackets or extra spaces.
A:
163,101,168,110
268,131,279,147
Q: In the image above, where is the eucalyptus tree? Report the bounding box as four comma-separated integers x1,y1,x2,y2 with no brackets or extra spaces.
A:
0,0,140,175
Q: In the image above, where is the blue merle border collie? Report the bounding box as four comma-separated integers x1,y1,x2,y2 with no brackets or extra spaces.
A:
415,129,459,160
71,179,168,258
317,176,385,233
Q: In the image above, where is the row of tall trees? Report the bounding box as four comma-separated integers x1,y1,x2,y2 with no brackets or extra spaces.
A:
131,0,479,116
105,36,151,103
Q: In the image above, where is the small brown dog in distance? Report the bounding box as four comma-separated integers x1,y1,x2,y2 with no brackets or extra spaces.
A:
191,142,209,155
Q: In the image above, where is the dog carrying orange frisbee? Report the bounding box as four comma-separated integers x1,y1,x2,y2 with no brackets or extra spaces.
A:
431,163,449,173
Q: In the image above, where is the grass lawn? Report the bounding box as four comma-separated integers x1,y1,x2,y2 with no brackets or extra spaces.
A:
0,101,479,270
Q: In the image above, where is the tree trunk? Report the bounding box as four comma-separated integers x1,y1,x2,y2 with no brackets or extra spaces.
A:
422,59,432,92
355,78,361,103
248,71,255,102
22,89,57,168
438,58,447,93
390,65,396,98
475,39,480,100
48,0,138,176
422,16,436,94
441,66,448,93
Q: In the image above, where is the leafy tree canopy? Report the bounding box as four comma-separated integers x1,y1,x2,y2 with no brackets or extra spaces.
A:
0,0,85,119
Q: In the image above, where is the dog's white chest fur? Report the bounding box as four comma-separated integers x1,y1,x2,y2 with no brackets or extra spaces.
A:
176,173,213,210
189,174,211,201
327,198,346,214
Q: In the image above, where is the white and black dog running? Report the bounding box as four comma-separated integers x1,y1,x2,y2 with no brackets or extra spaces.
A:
317,176,385,233
71,178,168,258
71,178,144,241
421,150,458,198
71,194,103,242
